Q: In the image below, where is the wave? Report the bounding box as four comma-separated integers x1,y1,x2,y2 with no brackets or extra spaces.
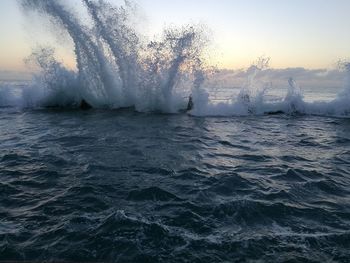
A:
191,75,350,117
1,0,349,117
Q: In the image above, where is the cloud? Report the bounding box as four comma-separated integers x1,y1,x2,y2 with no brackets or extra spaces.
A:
0,70,32,81
207,67,346,90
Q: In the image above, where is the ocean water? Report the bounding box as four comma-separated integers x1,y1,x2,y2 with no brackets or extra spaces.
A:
1,0,350,261
1,108,350,262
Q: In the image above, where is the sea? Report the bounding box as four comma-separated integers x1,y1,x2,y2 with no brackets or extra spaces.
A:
1,0,350,262
1,84,350,262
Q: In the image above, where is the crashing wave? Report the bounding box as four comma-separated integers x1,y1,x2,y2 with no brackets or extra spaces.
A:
1,0,349,118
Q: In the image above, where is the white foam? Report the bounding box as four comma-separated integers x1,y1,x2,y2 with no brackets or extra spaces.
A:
7,0,349,118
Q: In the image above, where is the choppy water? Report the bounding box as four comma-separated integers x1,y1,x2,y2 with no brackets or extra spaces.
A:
1,108,350,262
1,0,350,261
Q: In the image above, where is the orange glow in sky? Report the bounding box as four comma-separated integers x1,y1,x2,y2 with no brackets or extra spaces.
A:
1,0,350,71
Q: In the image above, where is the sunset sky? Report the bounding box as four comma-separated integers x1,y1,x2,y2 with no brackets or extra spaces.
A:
1,0,350,71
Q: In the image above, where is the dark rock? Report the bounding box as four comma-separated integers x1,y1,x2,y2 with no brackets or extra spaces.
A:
80,99,93,110
187,96,194,111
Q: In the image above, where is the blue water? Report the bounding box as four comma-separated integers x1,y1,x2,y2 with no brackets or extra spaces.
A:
1,108,350,262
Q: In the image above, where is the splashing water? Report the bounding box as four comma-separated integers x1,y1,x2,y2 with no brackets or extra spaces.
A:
1,0,349,117
16,0,207,112
192,59,350,117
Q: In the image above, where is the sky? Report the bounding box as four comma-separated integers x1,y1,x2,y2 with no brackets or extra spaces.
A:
1,0,350,72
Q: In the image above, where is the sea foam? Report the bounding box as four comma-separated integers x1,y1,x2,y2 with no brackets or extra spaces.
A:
1,0,349,118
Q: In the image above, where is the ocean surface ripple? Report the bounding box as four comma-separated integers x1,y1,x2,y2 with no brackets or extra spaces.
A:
1,109,350,262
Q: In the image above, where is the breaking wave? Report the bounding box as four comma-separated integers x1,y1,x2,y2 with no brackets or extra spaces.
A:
1,0,350,117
